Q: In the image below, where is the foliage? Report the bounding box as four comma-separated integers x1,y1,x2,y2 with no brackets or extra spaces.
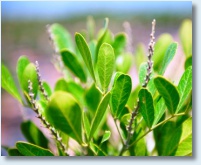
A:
1,17,192,156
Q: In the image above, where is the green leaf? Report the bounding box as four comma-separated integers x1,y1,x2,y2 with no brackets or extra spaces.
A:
185,55,192,69
89,40,97,63
138,88,154,128
75,32,96,82
83,112,90,141
179,19,192,57
16,141,54,156
176,66,192,113
112,33,126,56
116,53,133,73
16,56,30,89
21,120,48,148
49,23,74,52
85,83,102,113
152,33,173,71
110,73,132,119
127,85,141,109
8,148,23,156
154,76,180,114
45,91,82,144
89,92,111,140
1,64,22,103
139,62,147,86
97,43,115,93
159,42,178,75
175,117,192,156
61,49,86,82
22,63,38,99
153,97,166,126
101,130,111,143
42,81,52,97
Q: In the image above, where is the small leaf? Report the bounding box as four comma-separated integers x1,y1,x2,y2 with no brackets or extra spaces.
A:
127,85,141,109
176,66,192,113
110,73,132,119
21,120,48,148
1,64,22,103
112,33,126,56
49,23,74,52
154,76,180,114
75,32,96,82
85,83,102,113
138,88,154,128
101,130,111,143
152,33,173,71
116,53,133,74
42,81,52,97
8,148,23,156
97,43,115,93
45,91,82,144
22,63,38,99
185,55,192,69
179,19,192,57
16,141,54,156
139,62,147,86
89,92,111,140
159,42,178,75
61,49,86,82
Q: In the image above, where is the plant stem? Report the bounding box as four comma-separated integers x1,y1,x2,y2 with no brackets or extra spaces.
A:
114,119,125,145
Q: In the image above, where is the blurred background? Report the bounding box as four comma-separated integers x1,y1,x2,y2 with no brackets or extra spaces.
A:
1,1,192,155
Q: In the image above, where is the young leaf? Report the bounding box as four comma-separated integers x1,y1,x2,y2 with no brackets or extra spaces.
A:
75,32,96,82
185,55,192,69
176,66,192,113
179,19,192,57
22,63,38,98
152,33,173,71
110,73,132,119
16,141,54,156
159,42,178,75
49,23,74,52
1,64,22,103
61,49,86,82
97,43,115,93
127,85,141,109
116,53,133,74
89,92,111,140
139,62,147,86
138,88,154,128
16,56,30,89
42,81,52,97
154,76,180,115
101,130,111,143
21,120,48,148
8,148,23,156
112,33,126,56
85,83,102,113
175,117,192,156
45,91,82,144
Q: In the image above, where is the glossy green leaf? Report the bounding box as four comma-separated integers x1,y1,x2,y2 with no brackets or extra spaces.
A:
61,49,86,82
89,40,97,63
101,130,111,143
16,141,54,156
22,63,38,99
139,62,147,86
85,83,102,112
116,53,133,73
159,42,178,75
49,23,73,52
127,85,141,109
8,148,23,156
152,33,173,71
177,66,192,113
1,64,22,103
138,88,154,128
89,92,111,140
42,81,52,97
134,128,147,156
54,79,84,105
75,32,96,82
16,56,30,89
153,97,166,126
21,120,48,148
185,55,192,69
45,91,82,144
154,76,180,114
110,73,132,119
112,33,126,56
87,16,95,41
83,112,90,141
179,19,192,57
97,43,115,92
175,117,192,156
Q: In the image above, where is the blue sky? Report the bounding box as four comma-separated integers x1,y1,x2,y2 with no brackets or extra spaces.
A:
2,1,192,20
